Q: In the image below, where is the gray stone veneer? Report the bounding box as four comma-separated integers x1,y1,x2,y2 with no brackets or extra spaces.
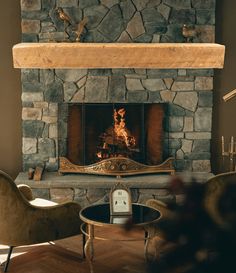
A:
15,172,214,207
21,0,215,174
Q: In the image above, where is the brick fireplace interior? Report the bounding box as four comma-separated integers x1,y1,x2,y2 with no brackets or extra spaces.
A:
16,0,216,205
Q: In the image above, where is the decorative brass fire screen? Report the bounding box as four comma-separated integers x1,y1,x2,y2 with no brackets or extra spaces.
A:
59,157,175,177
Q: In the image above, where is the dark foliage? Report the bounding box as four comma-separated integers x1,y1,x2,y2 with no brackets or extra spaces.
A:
147,177,236,273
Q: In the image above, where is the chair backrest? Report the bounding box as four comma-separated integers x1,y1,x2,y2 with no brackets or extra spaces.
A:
204,171,236,228
0,170,82,247
0,170,31,245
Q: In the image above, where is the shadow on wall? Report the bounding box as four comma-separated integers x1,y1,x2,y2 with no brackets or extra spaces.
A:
213,0,236,174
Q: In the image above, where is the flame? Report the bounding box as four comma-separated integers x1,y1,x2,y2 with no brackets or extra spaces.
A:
97,151,102,158
113,108,135,147
96,107,137,160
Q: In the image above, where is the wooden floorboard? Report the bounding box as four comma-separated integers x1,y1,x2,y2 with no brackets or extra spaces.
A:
0,227,149,273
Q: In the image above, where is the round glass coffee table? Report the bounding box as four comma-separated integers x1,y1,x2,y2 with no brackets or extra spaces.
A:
79,203,161,273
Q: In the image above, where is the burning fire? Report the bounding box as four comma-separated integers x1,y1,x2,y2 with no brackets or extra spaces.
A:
113,108,135,147
96,107,137,160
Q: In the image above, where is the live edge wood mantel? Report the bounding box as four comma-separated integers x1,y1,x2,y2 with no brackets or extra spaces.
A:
12,43,225,69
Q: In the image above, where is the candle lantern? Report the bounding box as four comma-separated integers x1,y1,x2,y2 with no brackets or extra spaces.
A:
221,136,236,172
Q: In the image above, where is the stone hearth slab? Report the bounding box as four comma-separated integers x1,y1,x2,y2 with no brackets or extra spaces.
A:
15,172,214,206
15,172,214,189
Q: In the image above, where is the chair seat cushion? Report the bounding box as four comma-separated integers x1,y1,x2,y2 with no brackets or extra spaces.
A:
30,198,58,207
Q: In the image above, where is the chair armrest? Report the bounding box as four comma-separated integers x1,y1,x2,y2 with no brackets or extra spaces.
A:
4,201,82,246
146,199,173,219
17,184,34,201
146,199,176,238
146,199,182,265
27,201,82,243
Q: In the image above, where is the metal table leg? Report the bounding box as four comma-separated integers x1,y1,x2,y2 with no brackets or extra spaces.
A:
82,232,86,259
84,224,95,273
144,229,150,261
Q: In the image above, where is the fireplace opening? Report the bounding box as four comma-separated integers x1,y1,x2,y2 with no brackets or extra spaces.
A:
59,103,174,176
95,106,140,162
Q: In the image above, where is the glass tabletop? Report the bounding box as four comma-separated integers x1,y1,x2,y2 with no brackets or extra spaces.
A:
80,203,161,226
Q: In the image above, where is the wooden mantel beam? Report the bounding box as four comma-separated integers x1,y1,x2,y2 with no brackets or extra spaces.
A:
12,43,225,69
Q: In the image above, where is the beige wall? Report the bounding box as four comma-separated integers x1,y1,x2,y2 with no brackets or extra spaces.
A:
0,1,21,178
0,0,236,178
212,0,236,173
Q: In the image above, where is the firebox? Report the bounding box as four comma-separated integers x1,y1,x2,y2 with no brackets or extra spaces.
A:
59,103,175,176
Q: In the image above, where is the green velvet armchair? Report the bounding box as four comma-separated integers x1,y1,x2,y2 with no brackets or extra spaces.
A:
204,171,236,228
0,170,82,272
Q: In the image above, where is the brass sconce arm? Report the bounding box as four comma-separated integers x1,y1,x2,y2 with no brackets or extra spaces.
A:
223,89,236,102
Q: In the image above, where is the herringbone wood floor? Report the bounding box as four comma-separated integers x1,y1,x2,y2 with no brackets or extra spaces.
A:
0,226,153,273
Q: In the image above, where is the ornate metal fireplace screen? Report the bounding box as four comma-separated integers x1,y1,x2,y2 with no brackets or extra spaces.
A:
59,103,175,176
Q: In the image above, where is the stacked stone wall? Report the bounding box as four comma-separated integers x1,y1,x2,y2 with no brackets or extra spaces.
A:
21,0,216,172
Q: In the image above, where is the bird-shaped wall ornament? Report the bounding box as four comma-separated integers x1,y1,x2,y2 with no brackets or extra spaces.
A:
56,7,72,26
182,24,198,42
75,17,88,42
56,7,73,41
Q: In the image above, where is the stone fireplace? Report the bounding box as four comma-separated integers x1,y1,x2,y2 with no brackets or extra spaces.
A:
23,66,213,173
17,0,216,205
